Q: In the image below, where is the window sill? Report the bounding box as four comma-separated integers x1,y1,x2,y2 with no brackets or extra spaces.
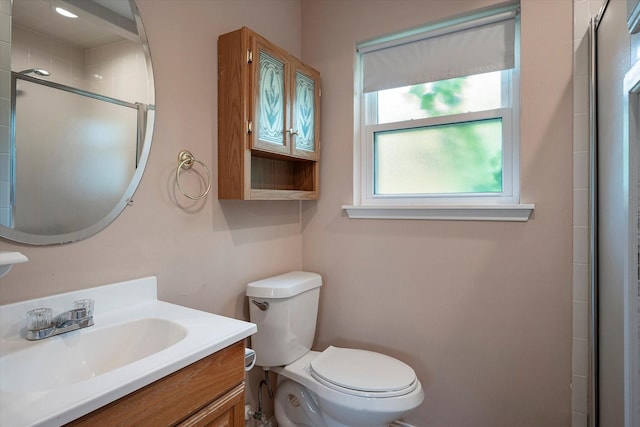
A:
342,204,534,221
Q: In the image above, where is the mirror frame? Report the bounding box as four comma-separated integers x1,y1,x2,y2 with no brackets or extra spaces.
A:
0,0,155,245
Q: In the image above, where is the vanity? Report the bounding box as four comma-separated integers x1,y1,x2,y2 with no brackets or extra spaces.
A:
68,342,246,426
0,277,256,426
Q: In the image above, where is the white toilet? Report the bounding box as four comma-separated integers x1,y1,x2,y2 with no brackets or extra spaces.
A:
247,271,424,427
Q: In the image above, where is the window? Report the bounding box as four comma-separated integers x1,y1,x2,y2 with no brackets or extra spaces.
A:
345,4,533,221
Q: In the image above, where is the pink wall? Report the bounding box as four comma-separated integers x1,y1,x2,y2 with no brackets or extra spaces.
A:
300,0,574,425
1,0,574,425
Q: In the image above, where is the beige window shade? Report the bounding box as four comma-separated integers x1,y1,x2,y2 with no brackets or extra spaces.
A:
359,10,517,93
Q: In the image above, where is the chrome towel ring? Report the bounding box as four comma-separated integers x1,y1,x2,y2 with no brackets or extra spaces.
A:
176,150,211,200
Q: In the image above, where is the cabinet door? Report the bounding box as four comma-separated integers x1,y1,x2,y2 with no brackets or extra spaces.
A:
177,384,244,427
252,38,290,156
290,58,320,160
66,342,245,427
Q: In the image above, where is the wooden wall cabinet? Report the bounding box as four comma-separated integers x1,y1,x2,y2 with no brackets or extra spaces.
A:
66,341,246,427
218,27,320,200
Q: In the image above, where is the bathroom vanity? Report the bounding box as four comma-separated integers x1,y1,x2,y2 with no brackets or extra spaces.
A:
67,341,246,426
0,277,256,426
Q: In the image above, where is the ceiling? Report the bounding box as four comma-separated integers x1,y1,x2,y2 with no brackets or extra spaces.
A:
11,0,137,49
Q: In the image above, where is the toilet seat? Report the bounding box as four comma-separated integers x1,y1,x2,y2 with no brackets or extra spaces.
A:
309,346,418,398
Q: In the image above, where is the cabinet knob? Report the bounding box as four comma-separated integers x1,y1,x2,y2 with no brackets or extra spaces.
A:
286,128,299,136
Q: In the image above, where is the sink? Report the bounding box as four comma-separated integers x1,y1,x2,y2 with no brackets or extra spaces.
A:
0,276,256,427
0,317,187,393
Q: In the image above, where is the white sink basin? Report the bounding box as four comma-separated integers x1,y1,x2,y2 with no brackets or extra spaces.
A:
0,276,256,427
1,318,187,393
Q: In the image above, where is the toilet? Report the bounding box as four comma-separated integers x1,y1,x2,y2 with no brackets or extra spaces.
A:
246,271,424,427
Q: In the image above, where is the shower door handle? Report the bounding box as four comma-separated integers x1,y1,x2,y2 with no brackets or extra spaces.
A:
251,300,269,311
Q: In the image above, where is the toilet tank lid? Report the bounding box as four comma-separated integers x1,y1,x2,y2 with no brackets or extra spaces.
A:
246,271,322,299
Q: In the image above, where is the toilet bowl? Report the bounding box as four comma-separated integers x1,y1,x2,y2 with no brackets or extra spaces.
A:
246,271,424,427
273,349,424,427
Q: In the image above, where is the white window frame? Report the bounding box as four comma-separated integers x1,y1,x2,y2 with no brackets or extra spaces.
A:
343,5,534,221
364,108,514,205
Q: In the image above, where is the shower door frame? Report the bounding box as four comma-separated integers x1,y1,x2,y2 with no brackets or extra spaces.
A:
623,56,640,427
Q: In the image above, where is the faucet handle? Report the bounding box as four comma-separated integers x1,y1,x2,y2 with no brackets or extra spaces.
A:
26,307,53,331
73,299,94,317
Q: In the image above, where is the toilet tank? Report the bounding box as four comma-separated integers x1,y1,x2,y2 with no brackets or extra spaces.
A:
246,271,322,367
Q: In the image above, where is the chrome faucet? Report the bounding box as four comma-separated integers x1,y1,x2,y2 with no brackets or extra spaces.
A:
26,300,94,341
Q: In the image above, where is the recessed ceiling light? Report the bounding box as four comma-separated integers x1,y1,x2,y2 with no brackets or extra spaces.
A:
55,7,78,18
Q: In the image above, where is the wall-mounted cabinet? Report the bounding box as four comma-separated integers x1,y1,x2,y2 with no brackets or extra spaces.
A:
218,27,320,200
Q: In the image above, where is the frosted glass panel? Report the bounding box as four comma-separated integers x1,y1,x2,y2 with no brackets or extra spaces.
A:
13,79,138,235
258,50,285,145
374,118,503,195
294,71,315,152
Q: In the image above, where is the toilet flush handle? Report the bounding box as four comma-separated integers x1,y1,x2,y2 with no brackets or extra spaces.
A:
251,300,269,311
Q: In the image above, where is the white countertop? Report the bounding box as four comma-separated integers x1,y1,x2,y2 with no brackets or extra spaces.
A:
0,276,256,426
0,251,28,266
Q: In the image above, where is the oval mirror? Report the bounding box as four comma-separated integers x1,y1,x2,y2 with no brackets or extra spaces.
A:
0,0,155,245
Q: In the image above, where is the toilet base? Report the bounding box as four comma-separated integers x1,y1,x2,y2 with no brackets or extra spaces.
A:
274,379,406,427
275,380,327,427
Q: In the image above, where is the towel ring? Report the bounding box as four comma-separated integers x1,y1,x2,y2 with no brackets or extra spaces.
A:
176,150,211,200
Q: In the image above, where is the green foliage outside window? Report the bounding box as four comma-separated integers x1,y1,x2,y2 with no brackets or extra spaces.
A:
374,76,503,195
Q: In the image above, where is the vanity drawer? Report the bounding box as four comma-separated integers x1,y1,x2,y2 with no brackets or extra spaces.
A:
66,341,245,426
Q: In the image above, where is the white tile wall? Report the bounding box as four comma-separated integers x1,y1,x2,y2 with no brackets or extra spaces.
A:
86,40,151,104
11,25,85,89
11,26,149,104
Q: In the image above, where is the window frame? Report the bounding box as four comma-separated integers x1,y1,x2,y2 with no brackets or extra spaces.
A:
345,6,534,221
364,106,514,206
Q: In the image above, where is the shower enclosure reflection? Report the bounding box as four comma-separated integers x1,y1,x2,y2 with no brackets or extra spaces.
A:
11,74,143,235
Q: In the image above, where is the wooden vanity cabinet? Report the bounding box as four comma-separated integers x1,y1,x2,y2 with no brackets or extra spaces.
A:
218,27,320,200
66,341,246,427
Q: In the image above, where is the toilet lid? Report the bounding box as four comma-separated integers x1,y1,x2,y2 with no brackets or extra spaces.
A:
310,346,417,397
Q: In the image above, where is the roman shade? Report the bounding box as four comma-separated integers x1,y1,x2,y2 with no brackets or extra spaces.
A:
359,9,518,93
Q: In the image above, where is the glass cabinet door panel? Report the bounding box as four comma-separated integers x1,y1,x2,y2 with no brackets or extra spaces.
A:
291,61,320,160
254,46,289,155
294,71,315,151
